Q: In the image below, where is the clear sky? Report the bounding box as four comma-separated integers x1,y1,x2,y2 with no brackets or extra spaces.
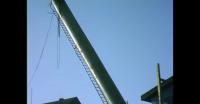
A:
27,0,173,104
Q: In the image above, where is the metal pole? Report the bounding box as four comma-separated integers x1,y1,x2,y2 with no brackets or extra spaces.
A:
156,63,162,104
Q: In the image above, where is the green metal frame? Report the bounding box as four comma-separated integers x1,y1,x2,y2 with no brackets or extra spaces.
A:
141,76,173,102
156,63,163,104
51,0,126,104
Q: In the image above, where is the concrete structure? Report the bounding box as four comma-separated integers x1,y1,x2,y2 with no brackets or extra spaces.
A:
141,76,173,104
44,97,81,104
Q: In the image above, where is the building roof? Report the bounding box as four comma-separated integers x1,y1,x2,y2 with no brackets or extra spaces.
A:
141,76,173,102
44,97,81,104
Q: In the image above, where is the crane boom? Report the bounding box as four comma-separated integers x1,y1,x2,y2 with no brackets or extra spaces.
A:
51,0,126,104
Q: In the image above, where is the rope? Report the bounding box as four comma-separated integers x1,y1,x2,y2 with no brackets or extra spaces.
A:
57,16,60,69
31,88,33,104
28,14,53,87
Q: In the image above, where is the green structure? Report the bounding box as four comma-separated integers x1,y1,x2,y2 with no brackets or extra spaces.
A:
51,0,126,104
44,97,81,104
141,76,173,104
156,63,163,104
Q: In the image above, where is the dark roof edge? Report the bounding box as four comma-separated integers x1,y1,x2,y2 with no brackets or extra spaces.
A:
44,97,80,104
141,76,173,102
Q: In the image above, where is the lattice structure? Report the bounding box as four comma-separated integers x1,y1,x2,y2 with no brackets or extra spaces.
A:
51,5,109,104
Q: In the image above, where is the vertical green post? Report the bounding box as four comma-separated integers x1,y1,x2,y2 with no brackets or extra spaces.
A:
156,63,162,104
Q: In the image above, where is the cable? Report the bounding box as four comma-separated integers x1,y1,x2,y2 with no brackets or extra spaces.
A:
57,16,60,69
31,88,33,104
28,14,53,87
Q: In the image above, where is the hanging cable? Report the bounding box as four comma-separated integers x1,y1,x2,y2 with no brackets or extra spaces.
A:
57,15,60,69
31,88,33,104
28,14,53,87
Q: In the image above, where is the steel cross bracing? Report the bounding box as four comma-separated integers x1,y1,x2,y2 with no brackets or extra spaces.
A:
51,5,109,104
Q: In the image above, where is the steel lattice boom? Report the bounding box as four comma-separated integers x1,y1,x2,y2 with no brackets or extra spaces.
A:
51,0,126,104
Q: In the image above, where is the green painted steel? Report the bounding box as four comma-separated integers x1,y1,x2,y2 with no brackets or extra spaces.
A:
51,0,126,104
156,63,163,104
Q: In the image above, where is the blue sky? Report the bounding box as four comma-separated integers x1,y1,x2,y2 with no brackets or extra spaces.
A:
27,0,173,104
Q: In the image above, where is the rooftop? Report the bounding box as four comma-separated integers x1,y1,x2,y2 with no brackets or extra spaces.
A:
44,97,81,104
141,76,173,102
